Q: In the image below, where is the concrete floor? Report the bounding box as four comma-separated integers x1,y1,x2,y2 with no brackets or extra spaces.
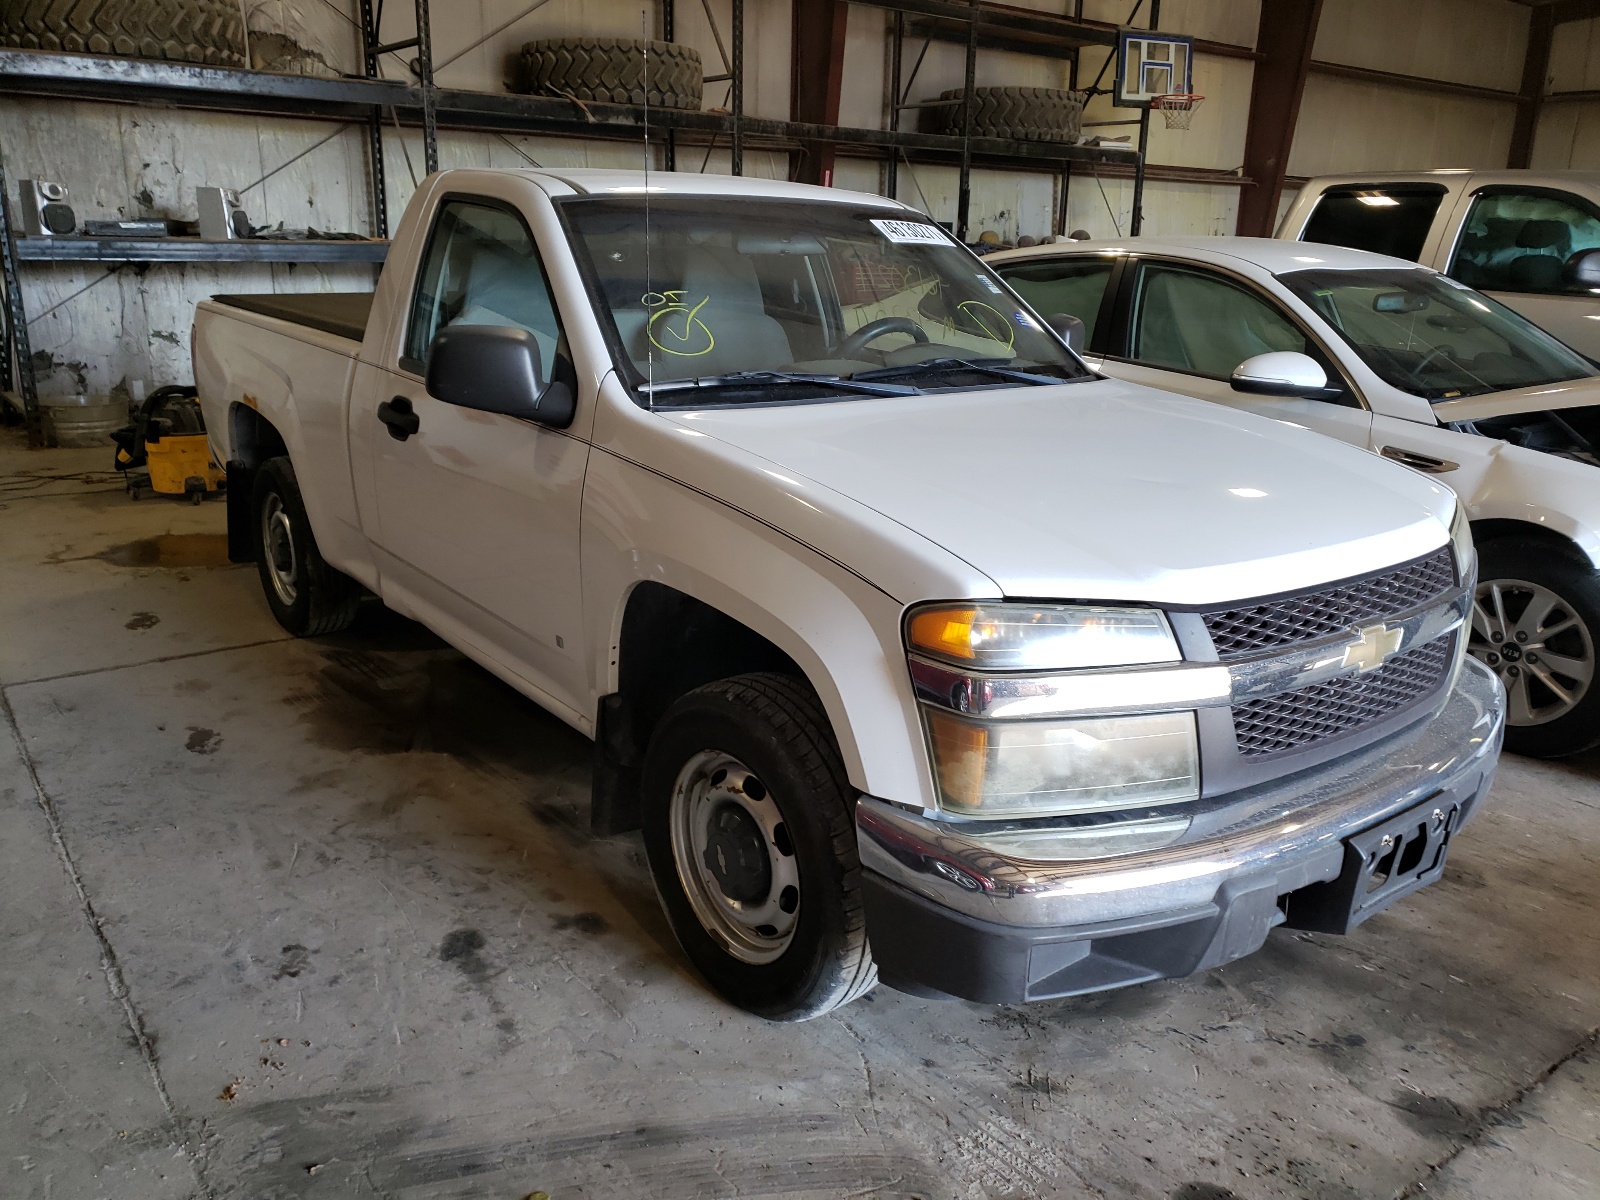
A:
1,427,1597,1200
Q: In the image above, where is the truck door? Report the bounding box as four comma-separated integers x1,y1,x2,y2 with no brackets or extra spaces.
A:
1443,185,1600,359
353,195,592,721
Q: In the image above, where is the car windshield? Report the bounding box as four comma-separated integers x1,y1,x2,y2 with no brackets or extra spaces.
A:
1278,267,1596,400
559,196,1088,405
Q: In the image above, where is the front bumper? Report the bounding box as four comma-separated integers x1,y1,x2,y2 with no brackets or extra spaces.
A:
857,656,1505,1004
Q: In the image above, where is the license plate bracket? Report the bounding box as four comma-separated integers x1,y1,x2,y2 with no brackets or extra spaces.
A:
1281,795,1460,934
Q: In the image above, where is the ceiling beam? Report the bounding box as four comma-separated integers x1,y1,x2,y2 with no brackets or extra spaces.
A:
1510,3,1556,168
1236,0,1324,238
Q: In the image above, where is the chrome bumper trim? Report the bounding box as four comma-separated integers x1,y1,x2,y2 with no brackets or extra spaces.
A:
858,656,1504,929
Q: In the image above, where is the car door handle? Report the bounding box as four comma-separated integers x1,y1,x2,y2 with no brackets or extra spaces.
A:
377,396,420,442
1380,445,1457,473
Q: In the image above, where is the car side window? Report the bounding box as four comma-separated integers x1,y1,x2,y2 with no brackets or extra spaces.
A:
403,198,564,374
1299,185,1448,262
994,258,1115,346
1449,190,1600,296
1130,263,1309,379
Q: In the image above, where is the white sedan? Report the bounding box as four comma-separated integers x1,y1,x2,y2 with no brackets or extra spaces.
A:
989,235,1600,757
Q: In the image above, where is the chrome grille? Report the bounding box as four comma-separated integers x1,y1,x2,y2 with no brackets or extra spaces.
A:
1203,548,1456,660
1232,636,1454,759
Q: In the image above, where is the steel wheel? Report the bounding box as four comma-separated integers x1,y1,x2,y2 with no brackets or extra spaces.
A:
668,749,800,966
261,492,299,608
1471,576,1595,726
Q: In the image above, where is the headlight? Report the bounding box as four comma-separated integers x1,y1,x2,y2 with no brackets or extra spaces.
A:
923,707,1199,817
907,603,1181,670
1449,499,1475,581
907,602,1200,819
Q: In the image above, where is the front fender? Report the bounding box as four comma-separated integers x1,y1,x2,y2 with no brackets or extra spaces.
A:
580,446,942,809
1462,442,1600,568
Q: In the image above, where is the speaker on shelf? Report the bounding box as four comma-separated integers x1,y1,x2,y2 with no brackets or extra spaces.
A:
196,186,251,240
19,179,75,237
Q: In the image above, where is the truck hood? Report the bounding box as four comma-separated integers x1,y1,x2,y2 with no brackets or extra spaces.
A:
1430,374,1600,423
662,377,1454,607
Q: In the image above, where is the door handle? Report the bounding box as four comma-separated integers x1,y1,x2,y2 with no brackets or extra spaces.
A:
1380,445,1457,473
377,396,420,442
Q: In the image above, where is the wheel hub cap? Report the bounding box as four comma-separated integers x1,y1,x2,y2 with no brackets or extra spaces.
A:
703,802,772,903
261,494,298,607
1470,577,1593,726
669,750,800,965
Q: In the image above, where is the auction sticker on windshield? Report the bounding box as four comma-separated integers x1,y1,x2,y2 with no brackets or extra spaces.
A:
871,218,951,245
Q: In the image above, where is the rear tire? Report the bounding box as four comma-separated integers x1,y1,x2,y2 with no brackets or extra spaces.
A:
251,457,361,637
1470,538,1600,757
641,673,876,1020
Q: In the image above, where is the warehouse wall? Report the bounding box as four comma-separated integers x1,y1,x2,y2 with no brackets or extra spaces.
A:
9,0,1579,401
1532,16,1600,170
1287,0,1526,176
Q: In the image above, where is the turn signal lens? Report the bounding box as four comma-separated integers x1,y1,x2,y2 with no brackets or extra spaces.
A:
907,603,1180,671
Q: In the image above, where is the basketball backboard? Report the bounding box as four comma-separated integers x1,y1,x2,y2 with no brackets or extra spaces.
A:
1113,29,1194,107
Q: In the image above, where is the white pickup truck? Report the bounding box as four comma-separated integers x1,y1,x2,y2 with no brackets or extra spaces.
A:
193,168,1504,1020
1277,170,1600,358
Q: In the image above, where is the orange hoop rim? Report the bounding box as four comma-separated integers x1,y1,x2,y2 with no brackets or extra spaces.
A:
1151,93,1205,109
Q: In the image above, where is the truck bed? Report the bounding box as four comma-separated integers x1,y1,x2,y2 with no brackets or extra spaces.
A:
212,292,373,343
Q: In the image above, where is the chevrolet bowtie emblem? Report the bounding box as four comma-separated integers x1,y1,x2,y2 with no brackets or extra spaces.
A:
1342,623,1405,673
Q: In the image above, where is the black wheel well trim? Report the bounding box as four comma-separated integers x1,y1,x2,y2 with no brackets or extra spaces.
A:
1470,519,1594,570
590,581,819,836
224,405,291,564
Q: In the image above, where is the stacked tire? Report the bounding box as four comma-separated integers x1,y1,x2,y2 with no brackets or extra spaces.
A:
927,87,1087,143
0,0,246,67
512,37,703,111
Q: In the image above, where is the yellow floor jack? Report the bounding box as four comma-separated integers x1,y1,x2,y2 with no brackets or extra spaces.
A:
112,386,225,503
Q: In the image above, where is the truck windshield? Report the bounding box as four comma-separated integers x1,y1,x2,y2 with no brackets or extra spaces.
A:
559,196,1088,404
1278,267,1596,401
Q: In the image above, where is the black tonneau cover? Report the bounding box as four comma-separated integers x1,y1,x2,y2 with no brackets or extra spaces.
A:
212,292,374,343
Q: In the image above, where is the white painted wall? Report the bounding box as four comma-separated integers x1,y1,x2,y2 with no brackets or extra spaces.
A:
1288,0,1526,179
1532,17,1600,171
11,0,1558,397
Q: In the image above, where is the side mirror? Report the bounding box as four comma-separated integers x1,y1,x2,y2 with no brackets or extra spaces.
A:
1046,312,1086,353
1231,351,1340,400
1566,247,1600,287
425,325,575,427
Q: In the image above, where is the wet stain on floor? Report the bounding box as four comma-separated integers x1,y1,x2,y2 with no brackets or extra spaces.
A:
125,610,160,630
186,727,223,755
90,533,230,568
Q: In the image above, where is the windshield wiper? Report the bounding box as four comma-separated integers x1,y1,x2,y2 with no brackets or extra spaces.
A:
852,357,1069,386
639,370,918,398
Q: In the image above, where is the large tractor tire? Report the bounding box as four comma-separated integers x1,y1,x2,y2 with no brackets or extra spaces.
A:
512,37,703,111
929,86,1087,143
0,0,246,67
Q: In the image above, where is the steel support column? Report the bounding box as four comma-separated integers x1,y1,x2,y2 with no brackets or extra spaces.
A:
1509,4,1554,169
415,0,440,174
1235,0,1323,237
731,0,744,174
358,0,389,237
662,0,677,170
956,16,976,240
791,0,849,185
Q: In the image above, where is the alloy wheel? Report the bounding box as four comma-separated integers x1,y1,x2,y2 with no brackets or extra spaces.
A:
1470,577,1594,725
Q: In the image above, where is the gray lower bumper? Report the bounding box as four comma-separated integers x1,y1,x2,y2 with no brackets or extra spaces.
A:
856,657,1505,1003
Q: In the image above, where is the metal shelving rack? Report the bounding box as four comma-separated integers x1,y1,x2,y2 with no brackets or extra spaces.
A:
0,0,1136,435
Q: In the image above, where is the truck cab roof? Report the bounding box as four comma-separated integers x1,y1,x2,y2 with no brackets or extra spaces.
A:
517,167,915,208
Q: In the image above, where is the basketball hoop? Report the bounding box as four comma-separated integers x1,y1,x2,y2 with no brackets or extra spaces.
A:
1151,93,1204,130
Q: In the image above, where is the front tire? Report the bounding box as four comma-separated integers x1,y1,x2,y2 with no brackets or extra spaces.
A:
251,457,361,637
1470,538,1600,757
641,673,876,1020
